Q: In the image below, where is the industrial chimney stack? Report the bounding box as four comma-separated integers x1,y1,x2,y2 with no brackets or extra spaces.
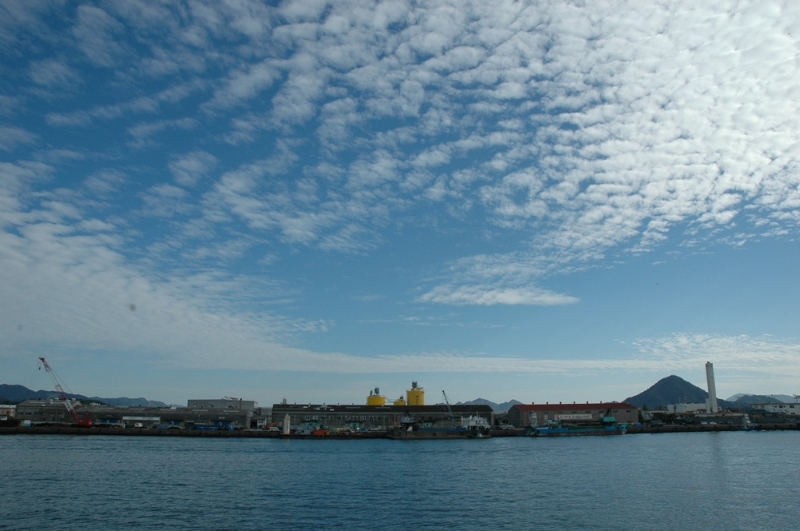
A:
705,361,719,413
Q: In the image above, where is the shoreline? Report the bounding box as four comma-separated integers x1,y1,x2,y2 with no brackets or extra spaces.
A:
1,424,797,438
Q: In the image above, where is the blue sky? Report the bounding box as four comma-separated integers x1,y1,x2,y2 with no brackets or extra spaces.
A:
2,1,799,407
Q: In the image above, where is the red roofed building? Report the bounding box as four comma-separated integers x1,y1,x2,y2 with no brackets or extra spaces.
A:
508,402,639,428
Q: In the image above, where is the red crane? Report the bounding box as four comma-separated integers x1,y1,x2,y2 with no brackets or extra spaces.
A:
38,357,92,426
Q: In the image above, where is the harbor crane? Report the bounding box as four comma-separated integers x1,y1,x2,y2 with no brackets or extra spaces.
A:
442,390,457,427
38,357,92,426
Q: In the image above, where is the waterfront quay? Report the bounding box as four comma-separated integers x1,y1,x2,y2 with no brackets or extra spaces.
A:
5,380,800,438
0,425,524,438
627,422,800,434
2,422,798,438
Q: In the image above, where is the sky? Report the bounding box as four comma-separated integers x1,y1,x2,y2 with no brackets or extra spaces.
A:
1,0,799,407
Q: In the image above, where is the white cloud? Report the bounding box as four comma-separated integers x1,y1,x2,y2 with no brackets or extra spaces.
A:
631,333,800,370
126,118,197,148
169,151,218,188
2,1,800,389
33,149,85,164
139,184,191,218
20,2,800,307
0,161,52,227
72,5,129,68
0,126,37,151
81,170,126,200
205,59,279,111
418,285,578,306
28,59,82,88
46,82,201,127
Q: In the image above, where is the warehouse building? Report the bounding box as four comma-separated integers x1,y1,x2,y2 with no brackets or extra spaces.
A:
0,404,17,420
187,398,257,411
15,398,263,429
508,402,639,428
272,403,494,432
16,399,79,424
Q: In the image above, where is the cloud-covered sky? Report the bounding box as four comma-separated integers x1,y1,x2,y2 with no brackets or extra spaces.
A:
2,0,799,406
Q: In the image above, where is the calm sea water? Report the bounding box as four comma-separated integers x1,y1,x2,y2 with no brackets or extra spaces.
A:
0,431,797,530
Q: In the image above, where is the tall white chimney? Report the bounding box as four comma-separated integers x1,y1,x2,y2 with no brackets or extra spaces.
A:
705,361,719,413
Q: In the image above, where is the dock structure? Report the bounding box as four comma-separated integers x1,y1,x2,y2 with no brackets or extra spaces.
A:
14,398,269,430
271,402,494,433
507,402,639,429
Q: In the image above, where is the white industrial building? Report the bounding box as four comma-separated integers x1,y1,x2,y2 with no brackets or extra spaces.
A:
186,398,257,411
752,402,800,416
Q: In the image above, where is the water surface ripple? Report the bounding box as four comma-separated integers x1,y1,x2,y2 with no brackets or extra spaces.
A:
1,432,796,530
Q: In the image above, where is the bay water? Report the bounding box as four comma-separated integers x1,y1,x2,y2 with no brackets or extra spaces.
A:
1,431,796,530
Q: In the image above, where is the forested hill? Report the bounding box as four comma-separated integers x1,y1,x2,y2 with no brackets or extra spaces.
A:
624,375,735,410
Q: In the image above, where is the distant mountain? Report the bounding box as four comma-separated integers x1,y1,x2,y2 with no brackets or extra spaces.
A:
625,375,710,409
0,384,167,407
627,378,800,412
458,398,522,412
0,384,56,403
729,394,782,406
772,394,797,403
96,397,169,407
727,393,795,403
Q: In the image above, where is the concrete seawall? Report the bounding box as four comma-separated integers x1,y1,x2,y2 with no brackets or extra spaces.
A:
627,423,799,434
0,426,524,438
1,424,796,438
0,426,385,438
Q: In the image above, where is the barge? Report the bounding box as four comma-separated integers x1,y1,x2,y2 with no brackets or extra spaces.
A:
530,416,628,437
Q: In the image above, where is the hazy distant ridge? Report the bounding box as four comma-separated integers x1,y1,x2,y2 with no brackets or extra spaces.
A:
0,384,167,407
2,382,794,411
458,398,522,412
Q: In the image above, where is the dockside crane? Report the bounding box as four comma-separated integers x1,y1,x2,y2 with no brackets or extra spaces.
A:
38,357,92,426
442,390,457,427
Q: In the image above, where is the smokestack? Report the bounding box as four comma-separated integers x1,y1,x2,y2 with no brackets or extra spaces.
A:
705,361,719,413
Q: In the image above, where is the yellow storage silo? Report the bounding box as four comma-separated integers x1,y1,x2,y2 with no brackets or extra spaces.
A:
406,381,425,406
393,396,406,406
366,387,386,406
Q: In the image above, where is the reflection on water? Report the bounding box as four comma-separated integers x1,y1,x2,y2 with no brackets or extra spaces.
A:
0,431,797,530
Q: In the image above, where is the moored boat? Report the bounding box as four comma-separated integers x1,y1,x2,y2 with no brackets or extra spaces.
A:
530,416,628,437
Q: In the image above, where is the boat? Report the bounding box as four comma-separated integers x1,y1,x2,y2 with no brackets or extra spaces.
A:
530,416,628,437
386,415,491,440
460,414,492,435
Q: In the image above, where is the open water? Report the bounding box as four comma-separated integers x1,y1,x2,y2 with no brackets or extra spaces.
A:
0,431,797,530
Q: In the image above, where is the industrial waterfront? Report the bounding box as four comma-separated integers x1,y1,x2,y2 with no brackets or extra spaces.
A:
3,364,798,530
3,364,799,437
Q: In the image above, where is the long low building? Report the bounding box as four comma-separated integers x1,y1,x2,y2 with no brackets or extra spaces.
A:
15,399,270,429
187,398,257,411
272,403,494,431
508,402,639,428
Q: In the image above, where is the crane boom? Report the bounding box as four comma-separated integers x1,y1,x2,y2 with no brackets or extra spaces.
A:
442,390,457,427
38,357,91,426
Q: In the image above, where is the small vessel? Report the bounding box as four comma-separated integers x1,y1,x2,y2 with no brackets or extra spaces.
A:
530,416,627,437
460,415,492,436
